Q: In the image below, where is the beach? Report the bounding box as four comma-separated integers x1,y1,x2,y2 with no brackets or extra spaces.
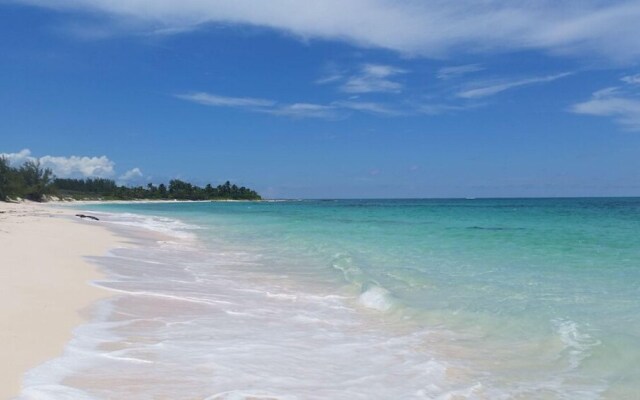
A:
0,202,119,399
1,199,638,398
3,0,639,397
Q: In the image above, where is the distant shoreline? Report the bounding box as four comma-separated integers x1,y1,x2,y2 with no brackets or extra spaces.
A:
51,198,262,205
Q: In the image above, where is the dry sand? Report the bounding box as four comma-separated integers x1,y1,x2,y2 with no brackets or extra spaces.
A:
0,202,120,399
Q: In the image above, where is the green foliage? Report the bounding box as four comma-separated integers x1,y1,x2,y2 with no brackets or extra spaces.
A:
52,177,261,201
19,160,54,201
0,157,54,201
54,178,118,196
0,157,261,202
0,157,10,201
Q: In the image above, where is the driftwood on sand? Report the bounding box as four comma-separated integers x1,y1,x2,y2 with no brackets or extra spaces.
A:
75,214,100,221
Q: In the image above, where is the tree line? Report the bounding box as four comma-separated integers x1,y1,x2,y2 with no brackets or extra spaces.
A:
0,157,261,202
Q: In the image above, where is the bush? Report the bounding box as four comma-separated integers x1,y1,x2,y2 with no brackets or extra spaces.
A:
0,157,55,202
0,156,261,202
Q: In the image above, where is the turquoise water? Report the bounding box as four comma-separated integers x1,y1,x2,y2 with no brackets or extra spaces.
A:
23,199,640,399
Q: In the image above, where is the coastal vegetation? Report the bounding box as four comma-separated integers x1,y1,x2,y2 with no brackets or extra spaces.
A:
0,157,53,201
0,157,261,202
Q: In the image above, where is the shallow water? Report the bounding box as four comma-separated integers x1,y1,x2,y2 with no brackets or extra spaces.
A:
20,199,640,399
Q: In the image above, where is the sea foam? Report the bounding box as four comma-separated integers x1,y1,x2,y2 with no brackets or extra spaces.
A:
358,285,395,312
18,210,475,399
27,198,639,398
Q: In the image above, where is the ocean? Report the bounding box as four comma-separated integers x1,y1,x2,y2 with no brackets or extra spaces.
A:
21,199,640,399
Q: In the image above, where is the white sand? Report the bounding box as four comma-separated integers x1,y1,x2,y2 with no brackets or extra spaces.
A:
0,202,120,399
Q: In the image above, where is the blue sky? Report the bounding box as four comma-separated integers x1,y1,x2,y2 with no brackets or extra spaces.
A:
2,1,640,198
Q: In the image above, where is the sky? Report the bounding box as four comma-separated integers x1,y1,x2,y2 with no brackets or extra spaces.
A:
1,1,640,198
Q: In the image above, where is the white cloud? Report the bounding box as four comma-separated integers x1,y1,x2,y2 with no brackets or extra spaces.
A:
621,74,640,85
437,64,483,80
119,167,144,182
175,90,480,118
457,72,572,99
417,103,475,115
268,103,339,119
176,88,492,118
175,92,275,108
15,1,640,62
342,64,406,94
1,149,116,178
316,74,343,85
40,155,115,178
315,62,346,85
571,86,640,131
1,148,33,166
175,91,403,119
176,91,338,118
333,100,401,116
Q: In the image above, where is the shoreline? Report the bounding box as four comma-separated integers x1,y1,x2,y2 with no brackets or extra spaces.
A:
51,198,265,205
0,202,122,399
2,199,632,398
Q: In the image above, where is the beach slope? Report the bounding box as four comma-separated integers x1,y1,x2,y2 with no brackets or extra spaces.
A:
0,202,118,399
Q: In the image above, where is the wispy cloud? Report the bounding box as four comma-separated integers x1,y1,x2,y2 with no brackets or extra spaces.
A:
341,64,406,94
316,74,343,85
316,63,345,85
571,86,640,131
334,100,402,116
175,92,275,108
457,72,572,99
437,64,483,80
176,91,406,119
621,73,640,85
176,91,338,119
0,149,122,178
417,103,478,115
15,1,640,62
176,89,492,119
268,103,339,119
